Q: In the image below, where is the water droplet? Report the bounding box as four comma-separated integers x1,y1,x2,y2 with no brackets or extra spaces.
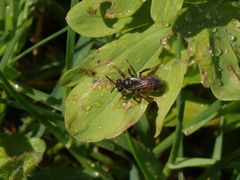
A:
233,19,240,28
228,34,236,42
85,105,92,111
189,60,195,66
93,171,99,177
218,67,223,72
91,163,95,168
93,101,102,108
207,47,213,55
215,47,222,56
205,13,212,19
14,84,20,90
234,45,240,55
187,31,192,35
163,23,170,27
223,48,228,54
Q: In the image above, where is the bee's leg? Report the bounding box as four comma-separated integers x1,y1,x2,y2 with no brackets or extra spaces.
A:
139,64,160,77
139,68,152,77
139,93,154,102
120,90,130,100
132,93,142,103
113,65,126,78
127,60,137,77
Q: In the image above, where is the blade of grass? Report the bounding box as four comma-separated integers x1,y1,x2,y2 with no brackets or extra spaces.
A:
197,148,240,180
212,116,224,160
10,26,68,64
0,20,30,72
163,93,185,176
168,158,216,168
65,0,78,70
153,132,175,158
126,132,165,180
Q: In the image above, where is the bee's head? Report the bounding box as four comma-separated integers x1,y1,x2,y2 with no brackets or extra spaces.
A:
115,79,123,92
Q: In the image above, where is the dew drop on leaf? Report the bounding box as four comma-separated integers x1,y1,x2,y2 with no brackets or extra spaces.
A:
93,172,100,177
215,47,222,56
232,20,240,28
93,101,102,108
216,78,223,86
227,34,236,42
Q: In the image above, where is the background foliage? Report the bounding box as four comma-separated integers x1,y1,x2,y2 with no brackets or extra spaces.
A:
0,0,240,179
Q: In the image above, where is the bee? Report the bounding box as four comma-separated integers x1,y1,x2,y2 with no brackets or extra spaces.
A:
106,62,164,101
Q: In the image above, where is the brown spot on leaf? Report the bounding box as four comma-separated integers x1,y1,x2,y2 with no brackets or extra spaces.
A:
105,9,117,19
227,65,240,85
87,7,97,15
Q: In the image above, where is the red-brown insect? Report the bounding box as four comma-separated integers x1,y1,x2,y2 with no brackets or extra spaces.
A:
106,62,164,101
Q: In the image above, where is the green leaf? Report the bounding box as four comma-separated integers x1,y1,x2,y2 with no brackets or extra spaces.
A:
210,21,240,100
195,21,240,100
0,152,42,179
169,157,216,168
66,0,133,37
151,0,184,26
64,25,171,142
155,60,187,137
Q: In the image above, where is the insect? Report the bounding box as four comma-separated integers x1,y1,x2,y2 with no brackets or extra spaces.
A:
106,62,164,102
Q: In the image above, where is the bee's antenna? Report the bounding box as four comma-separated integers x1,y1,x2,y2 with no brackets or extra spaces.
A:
105,76,116,84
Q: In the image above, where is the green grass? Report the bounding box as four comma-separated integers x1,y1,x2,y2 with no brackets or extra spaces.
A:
0,0,240,179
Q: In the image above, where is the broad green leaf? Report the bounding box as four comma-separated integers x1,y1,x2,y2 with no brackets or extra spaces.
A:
195,21,240,100
155,60,187,137
66,0,132,37
210,20,240,100
151,0,184,26
63,25,171,142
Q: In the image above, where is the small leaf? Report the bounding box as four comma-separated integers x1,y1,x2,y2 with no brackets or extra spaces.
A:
66,0,132,37
195,21,240,100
